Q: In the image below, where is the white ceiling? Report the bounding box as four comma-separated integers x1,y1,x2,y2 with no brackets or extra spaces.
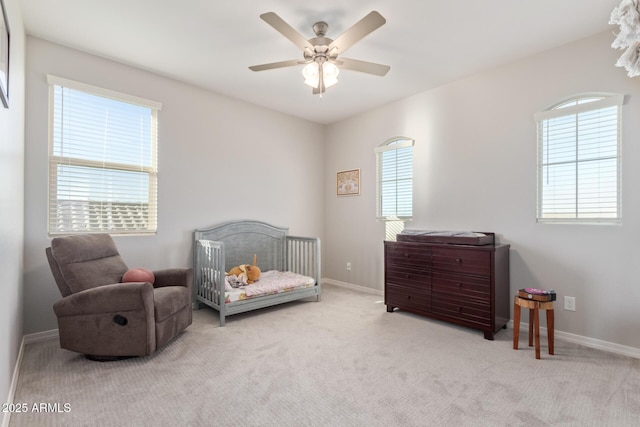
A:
20,0,620,124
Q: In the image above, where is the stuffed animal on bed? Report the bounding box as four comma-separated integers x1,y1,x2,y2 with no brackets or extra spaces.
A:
226,254,261,284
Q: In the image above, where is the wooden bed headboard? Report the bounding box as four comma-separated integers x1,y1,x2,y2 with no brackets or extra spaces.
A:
194,220,288,272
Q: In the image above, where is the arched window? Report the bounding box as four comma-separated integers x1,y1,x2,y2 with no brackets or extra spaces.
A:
534,93,622,223
375,137,414,221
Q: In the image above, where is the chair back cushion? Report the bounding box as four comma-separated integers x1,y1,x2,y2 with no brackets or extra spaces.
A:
48,234,129,295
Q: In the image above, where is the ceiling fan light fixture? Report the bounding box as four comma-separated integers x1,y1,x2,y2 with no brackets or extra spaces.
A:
302,61,340,90
302,62,320,88
323,62,340,88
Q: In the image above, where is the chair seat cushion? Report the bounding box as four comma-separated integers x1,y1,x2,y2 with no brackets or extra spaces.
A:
153,286,190,322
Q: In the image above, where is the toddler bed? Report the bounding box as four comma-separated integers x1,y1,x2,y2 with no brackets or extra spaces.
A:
193,220,321,326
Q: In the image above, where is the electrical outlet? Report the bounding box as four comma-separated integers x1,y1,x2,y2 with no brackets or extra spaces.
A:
346,262,351,271
564,296,576,311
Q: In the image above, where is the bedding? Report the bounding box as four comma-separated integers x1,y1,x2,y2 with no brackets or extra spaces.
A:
224,270,315,303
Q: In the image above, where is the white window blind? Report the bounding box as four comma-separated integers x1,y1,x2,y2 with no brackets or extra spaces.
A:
47,75,162,235
375,138,414,220
534,94,622,223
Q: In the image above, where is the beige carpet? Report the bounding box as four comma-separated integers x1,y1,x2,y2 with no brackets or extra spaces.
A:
9,284,640,426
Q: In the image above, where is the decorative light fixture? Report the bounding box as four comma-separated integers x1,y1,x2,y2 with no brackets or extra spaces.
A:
302,62,319,87
302,60,340,89
322,62,340,87
610,0,640,77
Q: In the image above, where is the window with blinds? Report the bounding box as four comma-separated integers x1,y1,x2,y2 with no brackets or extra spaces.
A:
534,93,623,223
375,137,414,220
47,75,162,235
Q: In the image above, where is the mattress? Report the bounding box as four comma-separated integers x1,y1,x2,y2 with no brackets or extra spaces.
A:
224,270,316,303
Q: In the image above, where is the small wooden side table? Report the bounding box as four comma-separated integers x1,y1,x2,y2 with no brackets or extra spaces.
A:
513,296,554,359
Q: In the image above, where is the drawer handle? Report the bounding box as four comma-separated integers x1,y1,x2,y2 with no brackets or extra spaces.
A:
407,295,411,300
458,306,463,313
457,283,462,288
404,253,410,258
455,258,462,263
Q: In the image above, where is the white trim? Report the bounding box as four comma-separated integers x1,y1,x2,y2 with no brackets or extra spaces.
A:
554,328,640,359
46,74,163,110
374,138,414,153
2,337,24,427
2,330,59,427
377,215,413,222
24,329,59,344
534,93,623,121
322,278,384,296
507,321,640,359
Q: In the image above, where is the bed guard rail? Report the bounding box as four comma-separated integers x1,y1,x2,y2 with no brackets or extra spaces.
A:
194,239,225,307
286,236,321,288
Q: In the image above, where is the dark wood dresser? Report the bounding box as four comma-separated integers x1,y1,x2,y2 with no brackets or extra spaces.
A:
384,233,510,340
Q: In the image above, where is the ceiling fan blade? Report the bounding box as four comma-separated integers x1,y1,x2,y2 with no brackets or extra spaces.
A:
337,58,390,76
249,59,304,72
328,11,386,55
260,12,314,51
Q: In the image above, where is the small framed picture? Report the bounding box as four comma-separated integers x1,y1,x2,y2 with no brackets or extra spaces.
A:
0,0,9,108
337,169,360,196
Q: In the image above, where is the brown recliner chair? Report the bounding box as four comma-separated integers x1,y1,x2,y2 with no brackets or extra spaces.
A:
46,233,192,360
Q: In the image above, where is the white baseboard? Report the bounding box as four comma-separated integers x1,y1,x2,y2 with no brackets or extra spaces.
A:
554,328,640,359
322,278,383,296
23,329,59,344
2,330,58,427
2,336,24,427
508,320,640,359
325,278,640,359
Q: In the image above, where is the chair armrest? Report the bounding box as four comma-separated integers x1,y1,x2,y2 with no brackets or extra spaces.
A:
53,282,154,317
153,268,193,291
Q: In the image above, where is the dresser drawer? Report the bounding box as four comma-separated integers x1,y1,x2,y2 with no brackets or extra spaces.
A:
386,284,430,312
385,264,430,289
431,294,491,327
432,247,490,276
432,272,490,302
385,242,431,268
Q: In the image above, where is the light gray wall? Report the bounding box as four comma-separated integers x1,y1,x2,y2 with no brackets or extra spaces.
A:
0,0,25,412
23,37,325,334
21,29,640,353
324,31,640,350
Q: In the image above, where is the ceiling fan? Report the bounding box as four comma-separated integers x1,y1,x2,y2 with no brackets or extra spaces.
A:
249,11,390,95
